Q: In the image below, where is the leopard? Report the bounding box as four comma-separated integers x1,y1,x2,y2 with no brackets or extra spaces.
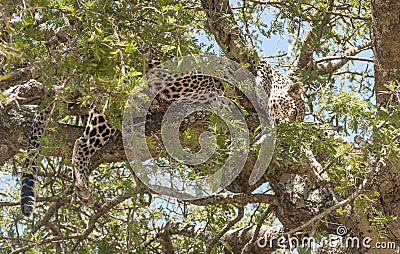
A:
20,56,305,216
145,57,305,124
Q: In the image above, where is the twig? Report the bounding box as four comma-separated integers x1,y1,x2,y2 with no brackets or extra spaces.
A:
31,187,73,234
205,205,244,253
315,55,374,63
68,191,132,253
241,205,275,253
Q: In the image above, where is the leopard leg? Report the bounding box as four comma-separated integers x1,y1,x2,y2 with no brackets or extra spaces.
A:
71,137,94,206
72,108,116,207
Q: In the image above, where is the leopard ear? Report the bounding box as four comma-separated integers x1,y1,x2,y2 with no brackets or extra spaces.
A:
288,82,303,96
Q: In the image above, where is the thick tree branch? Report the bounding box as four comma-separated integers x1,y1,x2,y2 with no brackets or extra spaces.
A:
200,0,253,68
246,0,284,6
242,205,275,253
288,0,335,76
222,224,283,253
316,41,372,74
0,105,37,164
142,221,213,250
288,150,380,235
145,221,282,254
189,192,278,206
0,103,126,167
3,79,44,105
0,65,40,90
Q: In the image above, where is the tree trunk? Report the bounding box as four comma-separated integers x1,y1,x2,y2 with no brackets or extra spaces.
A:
371,0,400,106
369,0,400,252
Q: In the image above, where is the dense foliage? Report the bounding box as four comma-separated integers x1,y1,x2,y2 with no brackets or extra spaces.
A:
1,0,399,253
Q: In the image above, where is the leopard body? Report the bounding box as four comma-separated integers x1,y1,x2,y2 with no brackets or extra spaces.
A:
20,57,305,216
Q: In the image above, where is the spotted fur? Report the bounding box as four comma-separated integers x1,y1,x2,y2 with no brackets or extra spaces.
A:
71,108,116,206
151,58,305,124
255,59,305,123
20,104,54,216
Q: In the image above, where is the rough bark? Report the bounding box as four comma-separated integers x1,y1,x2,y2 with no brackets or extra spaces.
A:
0,104,126,169
370,1,400,252
371,0,400,107
200,0,254,69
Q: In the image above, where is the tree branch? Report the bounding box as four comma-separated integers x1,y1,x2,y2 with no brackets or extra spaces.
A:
315,42,372,74
31,187,73,234
189,193,278,206
206,204,244,253
241,205,275,253
145,221,283,253
289,0,335,76
200,0,253,68
246,0,285,6
142,221,213,249
68,191,132,253
0,65,40,90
